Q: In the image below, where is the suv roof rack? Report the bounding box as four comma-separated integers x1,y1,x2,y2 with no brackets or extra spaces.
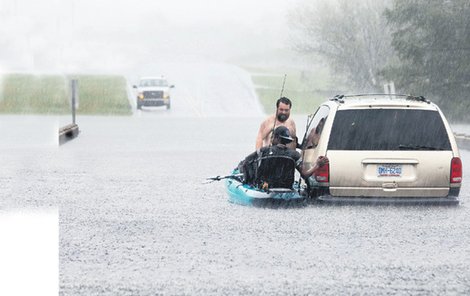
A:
406,95,431,103
330,94,431,104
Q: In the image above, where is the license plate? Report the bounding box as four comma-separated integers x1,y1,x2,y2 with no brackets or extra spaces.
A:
377,164,402,177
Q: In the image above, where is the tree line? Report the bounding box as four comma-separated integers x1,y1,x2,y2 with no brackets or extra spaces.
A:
289,0,470,121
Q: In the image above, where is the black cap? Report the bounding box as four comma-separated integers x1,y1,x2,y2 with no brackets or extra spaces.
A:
273,126,293,143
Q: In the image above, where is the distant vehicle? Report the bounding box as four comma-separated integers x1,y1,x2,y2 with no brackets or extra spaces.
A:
300,94,462,205
133,77,174,110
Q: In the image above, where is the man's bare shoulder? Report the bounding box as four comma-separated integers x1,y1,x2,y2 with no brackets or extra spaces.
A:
260,115,275,127
285,118,296,128
289,117,297,127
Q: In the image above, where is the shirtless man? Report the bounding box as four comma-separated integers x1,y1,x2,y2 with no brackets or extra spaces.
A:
255,97,297,150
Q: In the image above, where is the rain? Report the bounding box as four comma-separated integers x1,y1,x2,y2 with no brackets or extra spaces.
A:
1,0,470,295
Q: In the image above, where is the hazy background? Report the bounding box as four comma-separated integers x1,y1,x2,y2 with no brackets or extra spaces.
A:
0,0,298,74
2,0,469,120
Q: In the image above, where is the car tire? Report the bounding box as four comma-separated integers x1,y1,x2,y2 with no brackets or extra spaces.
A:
166,100,171,110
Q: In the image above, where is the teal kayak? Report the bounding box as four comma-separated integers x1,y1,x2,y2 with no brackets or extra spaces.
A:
224,170,306,207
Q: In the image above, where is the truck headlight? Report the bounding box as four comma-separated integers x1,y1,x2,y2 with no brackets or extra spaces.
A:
138,93,144,100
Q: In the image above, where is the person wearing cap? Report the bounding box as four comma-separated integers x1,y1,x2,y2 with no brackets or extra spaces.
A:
240,126,328,189
255,97,297,150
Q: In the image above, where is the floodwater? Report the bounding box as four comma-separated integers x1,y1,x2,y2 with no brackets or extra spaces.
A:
1,114,470,295
54,115,470,296
1,63,470,294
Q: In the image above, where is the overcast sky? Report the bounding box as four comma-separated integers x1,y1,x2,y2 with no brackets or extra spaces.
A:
0,0,301,73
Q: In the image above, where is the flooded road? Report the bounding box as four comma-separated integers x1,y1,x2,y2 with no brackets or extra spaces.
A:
0,113,469,295
52,115,470,295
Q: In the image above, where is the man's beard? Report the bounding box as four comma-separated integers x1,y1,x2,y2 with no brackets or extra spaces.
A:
277,113,288,122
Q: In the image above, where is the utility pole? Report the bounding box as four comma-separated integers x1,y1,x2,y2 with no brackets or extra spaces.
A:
59,79,80,145
71,79,78,124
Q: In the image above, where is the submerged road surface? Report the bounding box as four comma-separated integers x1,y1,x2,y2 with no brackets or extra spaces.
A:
54,115,470,295
0,114,470,295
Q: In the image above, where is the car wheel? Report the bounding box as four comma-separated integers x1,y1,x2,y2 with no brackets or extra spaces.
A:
166,100,171,110
137,102,142,110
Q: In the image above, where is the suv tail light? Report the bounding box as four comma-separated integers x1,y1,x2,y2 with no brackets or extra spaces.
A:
451,157,462,183
315,162,329,183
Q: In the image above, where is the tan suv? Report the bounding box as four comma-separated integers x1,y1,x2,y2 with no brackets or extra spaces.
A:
300,94,462,205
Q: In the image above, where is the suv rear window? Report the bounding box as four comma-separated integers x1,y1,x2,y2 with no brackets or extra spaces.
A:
328,109,451,150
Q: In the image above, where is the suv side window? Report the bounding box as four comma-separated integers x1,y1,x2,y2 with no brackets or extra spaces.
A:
302,105,330,150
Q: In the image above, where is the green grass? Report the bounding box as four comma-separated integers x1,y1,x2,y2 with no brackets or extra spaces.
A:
69,75,131,115
0,74,131,115
0,74,69,114
243,66,341,114
233,48,347,114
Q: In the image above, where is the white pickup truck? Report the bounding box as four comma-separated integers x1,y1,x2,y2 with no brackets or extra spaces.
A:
133,77,174,110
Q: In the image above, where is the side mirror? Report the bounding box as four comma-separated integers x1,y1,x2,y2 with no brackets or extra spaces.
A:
170,85,175,88
133,85,138,89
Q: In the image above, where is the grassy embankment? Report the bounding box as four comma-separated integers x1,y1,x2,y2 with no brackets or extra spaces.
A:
0,74,131,115
243,66,341,115
233,48,345,114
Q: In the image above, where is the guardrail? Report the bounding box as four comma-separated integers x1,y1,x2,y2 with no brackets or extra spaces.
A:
59,123,80,145
455,133,470,151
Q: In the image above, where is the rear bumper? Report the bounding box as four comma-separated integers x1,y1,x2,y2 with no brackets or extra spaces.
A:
311,187,459,205
329,187,454,198
316,194,459,206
